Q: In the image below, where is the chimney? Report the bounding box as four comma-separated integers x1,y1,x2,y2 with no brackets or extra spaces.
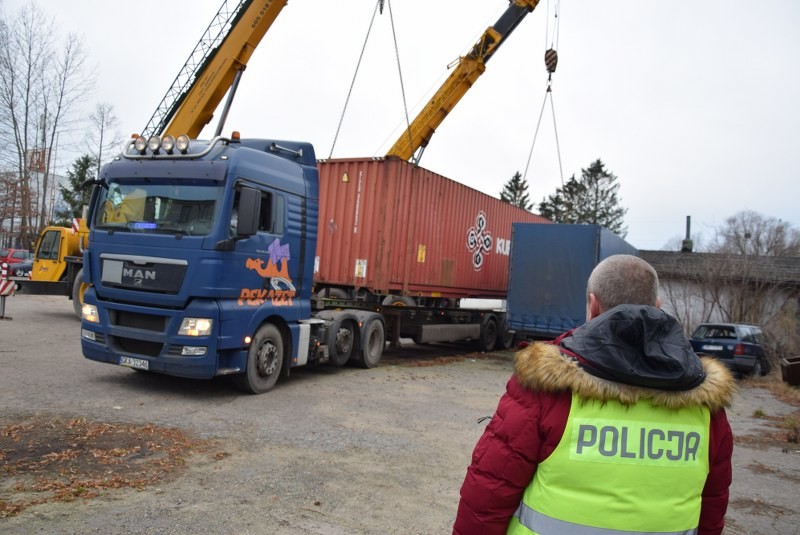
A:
681,216,693,252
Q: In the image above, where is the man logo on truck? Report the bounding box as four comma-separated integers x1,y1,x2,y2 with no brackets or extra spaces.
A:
123,268,156,282
238,238,296,307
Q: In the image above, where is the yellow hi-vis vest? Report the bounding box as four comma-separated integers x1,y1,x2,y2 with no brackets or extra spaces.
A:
507,393,711,535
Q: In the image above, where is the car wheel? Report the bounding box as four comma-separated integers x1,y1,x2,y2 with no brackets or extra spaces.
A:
752,360,763,377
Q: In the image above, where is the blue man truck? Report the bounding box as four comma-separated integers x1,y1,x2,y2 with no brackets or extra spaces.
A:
81,134,388,393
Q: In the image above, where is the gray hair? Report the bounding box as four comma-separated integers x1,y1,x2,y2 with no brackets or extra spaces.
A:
587,254,659,311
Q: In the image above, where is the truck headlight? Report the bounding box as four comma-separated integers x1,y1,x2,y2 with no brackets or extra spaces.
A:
82,304,99,323
179,318,213,336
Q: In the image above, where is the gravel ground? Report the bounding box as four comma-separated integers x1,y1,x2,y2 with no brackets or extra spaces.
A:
1,294,798,534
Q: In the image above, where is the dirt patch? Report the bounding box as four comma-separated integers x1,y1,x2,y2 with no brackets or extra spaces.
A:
0,415,221,518
733,376,800,450
729,496,795,518
383,350,510,367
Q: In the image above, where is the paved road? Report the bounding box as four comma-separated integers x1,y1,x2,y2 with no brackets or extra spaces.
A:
0,294,798,534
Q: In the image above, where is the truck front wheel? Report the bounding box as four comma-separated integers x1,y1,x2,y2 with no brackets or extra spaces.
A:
234,323,284,394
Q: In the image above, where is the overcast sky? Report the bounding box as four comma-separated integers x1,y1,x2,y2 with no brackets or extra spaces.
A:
4,0,799,251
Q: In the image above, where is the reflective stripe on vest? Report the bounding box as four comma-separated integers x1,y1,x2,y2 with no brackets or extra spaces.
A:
511,503,698,535
507,393,711,534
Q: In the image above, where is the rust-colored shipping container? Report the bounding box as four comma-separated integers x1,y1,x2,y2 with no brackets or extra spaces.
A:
314,158,550,300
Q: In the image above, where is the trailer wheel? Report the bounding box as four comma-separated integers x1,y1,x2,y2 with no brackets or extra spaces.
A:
499,328,515,350
234,323,284,394
72,268,88,319
382,295,416,307
317,287,348,300
478,316,498,352
329,319,355,367
357,319,385,369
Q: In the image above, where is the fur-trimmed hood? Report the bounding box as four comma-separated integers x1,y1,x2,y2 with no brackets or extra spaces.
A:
514,322,737,412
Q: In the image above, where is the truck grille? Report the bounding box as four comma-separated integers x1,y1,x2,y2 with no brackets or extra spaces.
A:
112,310,166,332
115,337,163,358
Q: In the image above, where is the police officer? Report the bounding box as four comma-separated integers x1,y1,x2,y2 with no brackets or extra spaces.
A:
454,254,735,535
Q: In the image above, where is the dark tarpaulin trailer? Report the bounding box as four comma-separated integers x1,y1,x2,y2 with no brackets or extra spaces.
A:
507,223,637,339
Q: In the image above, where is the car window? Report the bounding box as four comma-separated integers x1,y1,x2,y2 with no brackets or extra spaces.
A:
0,248,9,258
692,325,713,338
694,323,766,344
740,327,753,342
36,230,62,261
693,325,736,339
711,327,736,339
744,326,763,344
11,251,27,260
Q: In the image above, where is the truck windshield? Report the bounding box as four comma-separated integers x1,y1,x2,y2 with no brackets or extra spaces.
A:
94,180,222,236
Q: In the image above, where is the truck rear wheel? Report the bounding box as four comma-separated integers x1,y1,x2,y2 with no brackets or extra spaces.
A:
329,320,355,366
234,323,284,394
357,319,385,369
72,268,88,319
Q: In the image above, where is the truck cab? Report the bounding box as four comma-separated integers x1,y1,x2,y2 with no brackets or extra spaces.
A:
80,134,350,393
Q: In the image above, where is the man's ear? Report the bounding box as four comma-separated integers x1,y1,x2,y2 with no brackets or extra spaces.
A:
656,296,662,309
588,292,602,319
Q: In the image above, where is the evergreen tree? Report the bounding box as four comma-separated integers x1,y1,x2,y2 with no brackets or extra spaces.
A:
537,173,584,224
499,171,532,211
54,154,95,226
538,159,628,237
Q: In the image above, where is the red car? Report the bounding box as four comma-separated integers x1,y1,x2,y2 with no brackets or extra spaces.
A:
0,248,32,266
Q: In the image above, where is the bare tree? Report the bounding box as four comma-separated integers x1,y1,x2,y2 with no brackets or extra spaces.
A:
87,102,122,179
711,210,800,257
695,212,800,357
0,2,92,248
656,252,729,334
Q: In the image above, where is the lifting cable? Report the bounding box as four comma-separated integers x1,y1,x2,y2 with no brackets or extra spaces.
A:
328,0,383,159
328,0,412,161
386,0,414,160
522,0,564,187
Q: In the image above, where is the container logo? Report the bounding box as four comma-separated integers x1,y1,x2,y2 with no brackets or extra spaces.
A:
238,238,296,307
467,211,493,271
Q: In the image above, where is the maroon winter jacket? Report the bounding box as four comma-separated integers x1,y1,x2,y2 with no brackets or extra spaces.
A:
454,306,736,535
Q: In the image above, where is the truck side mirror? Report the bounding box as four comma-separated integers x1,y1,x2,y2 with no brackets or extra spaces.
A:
236,187,261,237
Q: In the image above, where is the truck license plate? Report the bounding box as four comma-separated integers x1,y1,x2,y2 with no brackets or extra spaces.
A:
119,356,149,370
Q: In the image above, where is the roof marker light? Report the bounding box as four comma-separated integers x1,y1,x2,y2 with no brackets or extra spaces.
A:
147,136,161,153
161,135,175,153
176,135,190,153
134,136,148,154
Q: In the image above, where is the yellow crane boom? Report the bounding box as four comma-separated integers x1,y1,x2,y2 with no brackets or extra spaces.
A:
141,0,288,139
386,0,541,162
